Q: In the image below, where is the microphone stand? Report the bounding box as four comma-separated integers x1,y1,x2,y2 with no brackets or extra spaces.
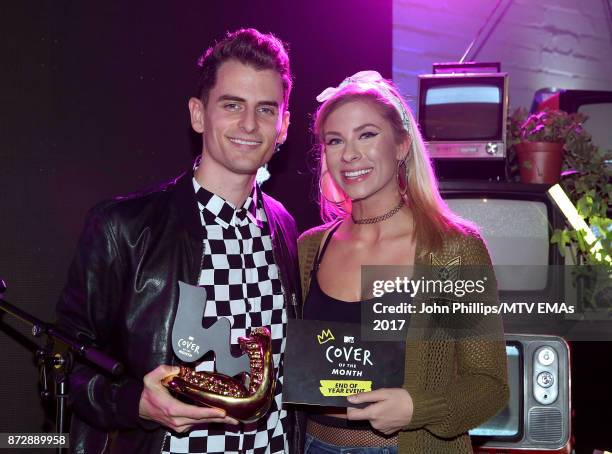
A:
0,279,123,454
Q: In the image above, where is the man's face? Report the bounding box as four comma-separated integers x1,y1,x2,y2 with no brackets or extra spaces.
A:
189,60,290,178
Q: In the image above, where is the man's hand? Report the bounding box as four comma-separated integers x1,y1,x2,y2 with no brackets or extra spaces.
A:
346,388,414,435
139,365,239,433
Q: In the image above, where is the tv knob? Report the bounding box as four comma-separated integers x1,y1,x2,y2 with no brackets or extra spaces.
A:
537,371,554,388
537,347,555,365
485,142,498,154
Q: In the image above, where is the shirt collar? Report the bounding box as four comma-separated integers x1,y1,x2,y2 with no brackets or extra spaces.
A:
192,178,264,229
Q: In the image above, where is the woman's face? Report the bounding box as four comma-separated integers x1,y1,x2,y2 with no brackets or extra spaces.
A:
322,98,406,203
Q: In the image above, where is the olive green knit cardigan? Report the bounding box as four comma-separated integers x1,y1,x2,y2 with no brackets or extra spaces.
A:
297,224,509,454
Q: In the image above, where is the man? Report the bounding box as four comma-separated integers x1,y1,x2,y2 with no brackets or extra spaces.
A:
56,28,301,454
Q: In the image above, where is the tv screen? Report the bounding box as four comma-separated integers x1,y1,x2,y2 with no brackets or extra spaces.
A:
470,343,522,437
418,74,507,142
578,102,612,152
445,198,550,291
440,182,565,293
423,85,501,140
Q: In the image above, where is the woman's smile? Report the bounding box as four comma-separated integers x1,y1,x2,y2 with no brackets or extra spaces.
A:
341,167,373,183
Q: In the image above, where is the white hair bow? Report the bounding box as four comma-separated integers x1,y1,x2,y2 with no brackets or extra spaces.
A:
316,70,411,132
316,70,386,102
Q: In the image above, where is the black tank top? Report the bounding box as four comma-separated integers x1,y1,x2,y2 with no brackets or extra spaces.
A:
303,222,412,323
303,222,362,323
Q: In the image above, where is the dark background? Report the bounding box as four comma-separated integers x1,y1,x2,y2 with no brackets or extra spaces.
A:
0,0,391,446
0,1,607,453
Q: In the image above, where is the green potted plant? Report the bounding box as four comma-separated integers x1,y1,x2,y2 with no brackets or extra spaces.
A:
511,108,587,184
550,126,611,314
550,116,611,264
508,107,611,312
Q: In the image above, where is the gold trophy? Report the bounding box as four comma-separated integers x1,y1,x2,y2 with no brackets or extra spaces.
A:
162,283,275,423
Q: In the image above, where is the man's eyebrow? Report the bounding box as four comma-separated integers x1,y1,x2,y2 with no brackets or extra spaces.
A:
257,100,279,108
217,95,247,103
216,95,279,108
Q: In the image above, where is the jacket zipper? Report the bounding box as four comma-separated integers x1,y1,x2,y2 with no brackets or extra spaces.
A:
99,434,109,454
158,432,167,454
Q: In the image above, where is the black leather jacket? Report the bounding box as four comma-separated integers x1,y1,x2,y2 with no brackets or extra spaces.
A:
55,170,303,454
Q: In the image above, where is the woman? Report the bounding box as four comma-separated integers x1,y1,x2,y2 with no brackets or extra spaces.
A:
297,71,509,453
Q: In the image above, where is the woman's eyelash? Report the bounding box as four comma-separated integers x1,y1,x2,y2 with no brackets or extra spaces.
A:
361,131,378,139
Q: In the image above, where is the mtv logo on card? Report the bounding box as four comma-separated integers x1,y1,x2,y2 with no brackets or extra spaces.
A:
344,336,354,344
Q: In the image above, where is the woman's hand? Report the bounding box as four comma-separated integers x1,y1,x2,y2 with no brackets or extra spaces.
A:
346,388,414,435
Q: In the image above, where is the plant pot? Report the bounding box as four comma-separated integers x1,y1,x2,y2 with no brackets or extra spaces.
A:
516,141,564,184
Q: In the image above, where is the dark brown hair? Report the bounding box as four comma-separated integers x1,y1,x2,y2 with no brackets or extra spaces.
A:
196,28,292,107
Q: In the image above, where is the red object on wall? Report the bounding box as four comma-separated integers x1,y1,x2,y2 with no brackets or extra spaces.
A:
536,92,561,112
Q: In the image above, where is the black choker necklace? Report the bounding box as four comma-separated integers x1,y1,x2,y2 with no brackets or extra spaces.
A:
351,199,404,225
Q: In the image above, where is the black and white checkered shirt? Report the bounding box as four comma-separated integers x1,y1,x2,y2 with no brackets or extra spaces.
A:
161,179,288,454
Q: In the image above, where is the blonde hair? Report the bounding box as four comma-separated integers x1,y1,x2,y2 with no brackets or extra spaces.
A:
312,81,475,252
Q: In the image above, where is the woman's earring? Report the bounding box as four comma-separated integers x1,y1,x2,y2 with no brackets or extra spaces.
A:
275,143,282,153
319,170,348,204
397,157,408,197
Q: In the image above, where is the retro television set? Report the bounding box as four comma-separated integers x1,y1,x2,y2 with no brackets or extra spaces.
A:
439,181,572,452
417,70,509,161
471,334,571,453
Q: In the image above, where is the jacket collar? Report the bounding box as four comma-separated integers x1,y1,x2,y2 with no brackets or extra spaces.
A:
173,170,204,240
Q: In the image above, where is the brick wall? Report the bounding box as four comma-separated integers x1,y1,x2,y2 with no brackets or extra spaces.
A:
393,0,612,112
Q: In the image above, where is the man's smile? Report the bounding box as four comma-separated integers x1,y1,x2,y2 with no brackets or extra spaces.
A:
227,136,263,146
